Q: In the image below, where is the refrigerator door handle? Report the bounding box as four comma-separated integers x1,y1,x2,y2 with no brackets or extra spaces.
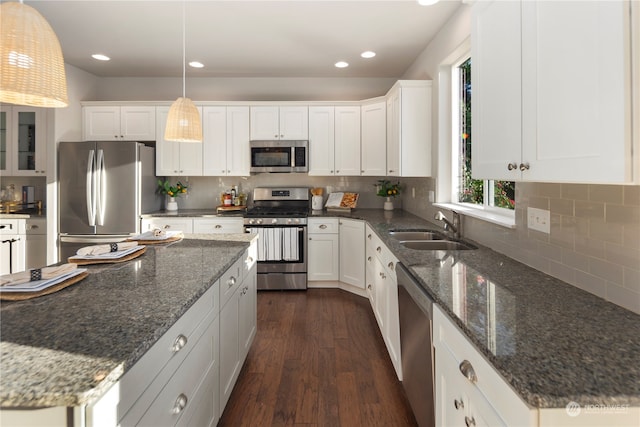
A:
86,150,97,226
96,149,106,226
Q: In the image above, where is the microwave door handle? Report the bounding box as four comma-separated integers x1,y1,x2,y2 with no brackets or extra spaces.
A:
291,147,295,167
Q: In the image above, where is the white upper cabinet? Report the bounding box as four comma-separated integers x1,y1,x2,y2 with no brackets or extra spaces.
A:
361,100,387,176
0,106,47,176
250,106,308,140
472,0,638,183
334,106,361,176
83,106,156,141
308,106,336,176
155,106,203,176
386,81,431,177
203,106,250,176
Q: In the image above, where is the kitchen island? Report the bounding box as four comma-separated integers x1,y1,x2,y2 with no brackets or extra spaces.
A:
0,233,256,426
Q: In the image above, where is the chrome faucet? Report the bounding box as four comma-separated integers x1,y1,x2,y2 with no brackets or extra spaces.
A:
434,210,461,239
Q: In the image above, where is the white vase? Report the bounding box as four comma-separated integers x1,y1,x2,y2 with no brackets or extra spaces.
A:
166,197,178,211
383,197,394,211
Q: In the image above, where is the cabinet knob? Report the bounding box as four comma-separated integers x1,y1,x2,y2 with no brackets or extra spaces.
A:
228,276,236,288
309,237,313,241
164,225,171,229
367,256,372,262
319,224,327,229
519,162,530,171
388,262,394,270
171,393,188,414
336,170,339,174
454,399,464,410
388,169,394,173
367,234,372,239
361,170,365,173
274,134,278,138
507,163,518,170
215,224,222,229
368,284,372,290
330,170,333,174
171,334,188,353
465,416,476,427
459,360,477,383
376,246,381,253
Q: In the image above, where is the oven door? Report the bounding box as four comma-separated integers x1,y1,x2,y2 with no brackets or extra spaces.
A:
245,225,307,290
249,140,308,173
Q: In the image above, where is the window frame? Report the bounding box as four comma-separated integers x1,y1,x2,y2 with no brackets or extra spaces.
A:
436,42,516,229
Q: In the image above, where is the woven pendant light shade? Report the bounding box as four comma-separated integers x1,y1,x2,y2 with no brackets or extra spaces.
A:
165,97,203,143
0,1,68,108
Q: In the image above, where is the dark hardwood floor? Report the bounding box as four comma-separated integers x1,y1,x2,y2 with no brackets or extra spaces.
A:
218,289,418,427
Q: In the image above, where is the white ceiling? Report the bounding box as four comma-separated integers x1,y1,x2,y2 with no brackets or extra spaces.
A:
25,0,462,78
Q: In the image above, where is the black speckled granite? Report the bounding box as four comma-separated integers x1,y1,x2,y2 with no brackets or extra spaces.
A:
0,235,253,408
314,209,640,409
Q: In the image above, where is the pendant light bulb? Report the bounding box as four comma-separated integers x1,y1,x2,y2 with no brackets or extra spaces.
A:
0,1,68,107
165,0,202,143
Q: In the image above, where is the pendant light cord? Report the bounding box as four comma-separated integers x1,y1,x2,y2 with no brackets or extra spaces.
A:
182,0,186,98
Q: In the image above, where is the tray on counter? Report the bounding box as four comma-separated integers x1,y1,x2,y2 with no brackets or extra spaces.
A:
0,270,89,301
68,246,147,265
216,205,247,213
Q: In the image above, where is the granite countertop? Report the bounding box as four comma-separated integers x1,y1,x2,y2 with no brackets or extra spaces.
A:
320,209,640,409
0,234,256,408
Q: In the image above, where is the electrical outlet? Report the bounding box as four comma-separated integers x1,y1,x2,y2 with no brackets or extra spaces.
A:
412,187,416,198
527,207,550,234
428,191,434,203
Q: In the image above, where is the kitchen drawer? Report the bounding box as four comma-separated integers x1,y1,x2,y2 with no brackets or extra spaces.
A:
220,256,243,310
141,218,194,234
308,217,339,234
25,218,46,235
433,306,533,426
193,217,244,234
135,315,219,427
0,219,21,235
365,225,398,281
117,282,217,423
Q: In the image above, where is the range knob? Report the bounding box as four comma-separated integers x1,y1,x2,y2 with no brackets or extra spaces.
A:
271,218,278,224
256,219,263,225
248,219,255,225
286,218,293,224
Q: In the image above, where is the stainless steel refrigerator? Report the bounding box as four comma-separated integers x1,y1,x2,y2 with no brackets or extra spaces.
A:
58,141,161,259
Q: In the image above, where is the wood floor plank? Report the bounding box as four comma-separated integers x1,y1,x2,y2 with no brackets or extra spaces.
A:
218,289,418,427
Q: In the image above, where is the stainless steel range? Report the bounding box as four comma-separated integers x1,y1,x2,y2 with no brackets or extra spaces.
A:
244,187,310,290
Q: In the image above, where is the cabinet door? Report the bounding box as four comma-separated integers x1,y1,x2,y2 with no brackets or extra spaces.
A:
521,0,632,183
203,106,228,175
12,107,47,176
239,265,257,361
226,106,250,176
250,106,279,140
155,107,181,175
471,0,522,181
120,106,156,141
0,235,25,275
279,106,308,139
219,287,241,412
361,101,386,176
435,346,471,427
83,106,121,141
308,233,339,281
339,219,365,288
178,106,204,176
0,107,11,173
334,106,361,176
386,91,400,176
308,106,335,176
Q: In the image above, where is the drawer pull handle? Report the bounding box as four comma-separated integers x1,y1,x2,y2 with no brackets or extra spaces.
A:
163,225,171,229
171,393,188,414
387,262,394,270
171,334,188,353
459,360,477,383
376,246,381,253
228,276,236,288
519,162,530,171
367,256,372,262
319,224,327,229
215,224,222,229
465,416,476,427
507,162,518,171
0,225,6,229
367,233,372,239
454,399,464,410
367,284,372,290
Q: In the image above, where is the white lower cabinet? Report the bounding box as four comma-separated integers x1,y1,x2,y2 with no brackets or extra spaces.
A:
364,225,401,380
141,217,194,234
0,218,25,275
338,219,365,289
307,218,340,281
434,306,535,427
193,217,244,234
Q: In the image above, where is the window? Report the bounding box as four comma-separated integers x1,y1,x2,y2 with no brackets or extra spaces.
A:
452,57,515,212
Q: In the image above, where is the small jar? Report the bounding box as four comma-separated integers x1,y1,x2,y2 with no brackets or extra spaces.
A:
223,193,232,206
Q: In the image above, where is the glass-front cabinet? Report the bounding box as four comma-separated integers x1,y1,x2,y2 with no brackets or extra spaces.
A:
0,106,46,176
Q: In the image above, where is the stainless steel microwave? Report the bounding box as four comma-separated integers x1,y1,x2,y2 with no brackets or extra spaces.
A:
250,140,308,173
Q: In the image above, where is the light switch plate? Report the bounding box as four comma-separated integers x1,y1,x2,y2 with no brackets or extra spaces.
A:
527,207,550,234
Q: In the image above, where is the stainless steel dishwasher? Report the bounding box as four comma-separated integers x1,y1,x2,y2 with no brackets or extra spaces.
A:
397,262,435,427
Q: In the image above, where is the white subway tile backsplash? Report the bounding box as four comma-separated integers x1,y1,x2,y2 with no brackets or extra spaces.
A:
402,179,640,314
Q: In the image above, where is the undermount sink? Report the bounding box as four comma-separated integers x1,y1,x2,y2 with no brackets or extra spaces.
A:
389,230,445,241
399,240,477,251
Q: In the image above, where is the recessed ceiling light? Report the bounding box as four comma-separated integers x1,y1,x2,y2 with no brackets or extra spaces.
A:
91,54,110,61
417,0,440,5
189,61,204,68
361,51,376,59
335,61,349,68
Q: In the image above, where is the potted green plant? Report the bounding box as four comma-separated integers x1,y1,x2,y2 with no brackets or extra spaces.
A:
375,180,401,210
157,179,188,211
